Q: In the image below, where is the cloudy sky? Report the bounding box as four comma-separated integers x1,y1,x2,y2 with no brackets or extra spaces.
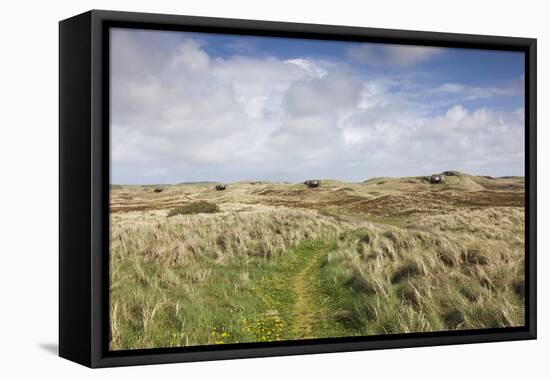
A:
110,28,525,184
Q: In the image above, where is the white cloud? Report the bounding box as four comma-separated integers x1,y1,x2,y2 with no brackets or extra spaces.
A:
110,30,525,184
285,58,328,78
347,44,444,67
446,105,468,121
283,73,361,116
438,83,466,93
433,78,524,101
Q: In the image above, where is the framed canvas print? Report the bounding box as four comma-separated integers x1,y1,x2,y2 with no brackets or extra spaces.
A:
59,10,537,368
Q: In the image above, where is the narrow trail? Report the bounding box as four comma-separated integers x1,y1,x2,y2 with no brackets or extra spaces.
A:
291,243,330,340
250,240,336,342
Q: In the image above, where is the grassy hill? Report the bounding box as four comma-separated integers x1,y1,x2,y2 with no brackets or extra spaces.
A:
109,172,525,350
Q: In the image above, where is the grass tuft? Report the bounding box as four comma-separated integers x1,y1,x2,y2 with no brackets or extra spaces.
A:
391,262,422,284
461,249,490,265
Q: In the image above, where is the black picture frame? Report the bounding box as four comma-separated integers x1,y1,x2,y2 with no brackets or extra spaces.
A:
59,9,537,368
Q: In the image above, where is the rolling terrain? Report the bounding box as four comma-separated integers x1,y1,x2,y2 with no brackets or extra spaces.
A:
109,172,525,350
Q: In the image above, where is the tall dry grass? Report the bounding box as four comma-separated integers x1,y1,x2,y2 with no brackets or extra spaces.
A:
109,194,525,349
315,207,525,334
111,204,350,267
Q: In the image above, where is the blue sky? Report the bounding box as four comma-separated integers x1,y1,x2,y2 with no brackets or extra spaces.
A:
204,33,523,84
110,28,525,184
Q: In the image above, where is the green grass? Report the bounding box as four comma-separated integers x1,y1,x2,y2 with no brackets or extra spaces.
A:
111,251,263,348
110,238,346,349
166,201,219,217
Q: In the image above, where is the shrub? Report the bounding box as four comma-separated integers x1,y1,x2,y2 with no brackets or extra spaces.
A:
167,201,220,217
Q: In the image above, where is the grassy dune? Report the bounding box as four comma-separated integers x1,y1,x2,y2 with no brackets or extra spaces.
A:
109,172,525,350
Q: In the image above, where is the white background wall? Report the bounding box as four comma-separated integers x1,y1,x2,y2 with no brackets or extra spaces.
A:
0,0,546,376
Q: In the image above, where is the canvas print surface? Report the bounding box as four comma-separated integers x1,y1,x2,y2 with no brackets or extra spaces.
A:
109,28,525,351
